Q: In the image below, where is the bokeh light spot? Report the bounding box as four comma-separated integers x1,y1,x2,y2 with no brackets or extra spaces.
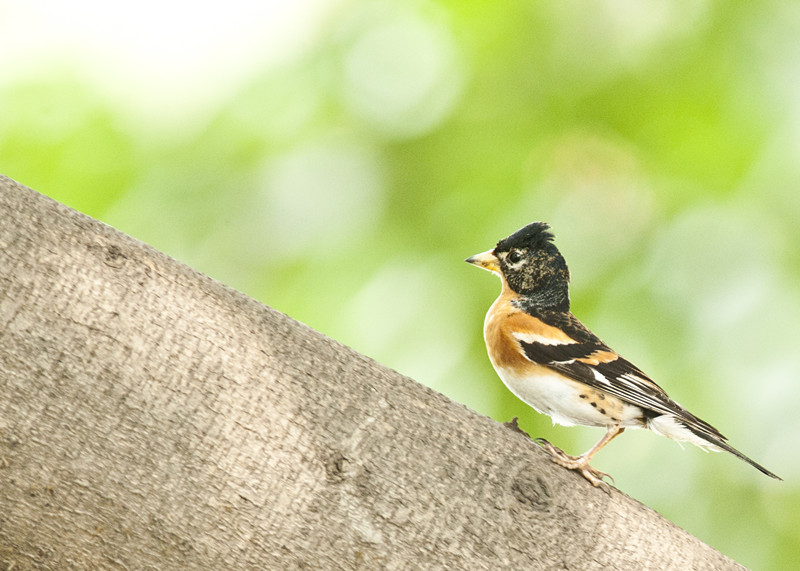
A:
336,2,466,138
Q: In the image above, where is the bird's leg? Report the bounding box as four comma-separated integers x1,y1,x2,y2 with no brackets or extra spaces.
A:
535,425,625,489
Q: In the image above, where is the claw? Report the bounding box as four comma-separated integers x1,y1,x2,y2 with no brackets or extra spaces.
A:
534,438,614,492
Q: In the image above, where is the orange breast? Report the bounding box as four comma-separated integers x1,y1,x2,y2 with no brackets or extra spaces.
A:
484,287,542,374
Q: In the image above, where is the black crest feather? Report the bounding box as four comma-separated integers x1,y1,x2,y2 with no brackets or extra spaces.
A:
496,221,555,252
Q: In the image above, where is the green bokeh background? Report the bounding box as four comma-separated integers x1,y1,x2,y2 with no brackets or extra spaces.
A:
3,1,799,567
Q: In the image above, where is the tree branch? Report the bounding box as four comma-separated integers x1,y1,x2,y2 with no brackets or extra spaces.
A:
0,174,744,570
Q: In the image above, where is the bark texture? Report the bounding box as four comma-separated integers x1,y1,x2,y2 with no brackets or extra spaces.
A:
0,175,745,570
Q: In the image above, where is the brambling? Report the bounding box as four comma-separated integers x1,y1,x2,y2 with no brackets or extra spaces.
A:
466,221,780,488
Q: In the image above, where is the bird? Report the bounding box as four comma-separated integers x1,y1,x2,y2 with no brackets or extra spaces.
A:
466,221,781,488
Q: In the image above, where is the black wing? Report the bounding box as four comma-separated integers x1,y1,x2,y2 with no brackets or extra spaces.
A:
514,311,725,439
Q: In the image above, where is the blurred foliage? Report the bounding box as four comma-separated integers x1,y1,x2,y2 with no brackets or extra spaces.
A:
2,0,800,568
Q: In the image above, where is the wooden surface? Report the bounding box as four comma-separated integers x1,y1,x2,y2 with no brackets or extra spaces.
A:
0,174,745,570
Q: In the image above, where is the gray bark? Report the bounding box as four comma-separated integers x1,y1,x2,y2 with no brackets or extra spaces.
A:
0,174,744,570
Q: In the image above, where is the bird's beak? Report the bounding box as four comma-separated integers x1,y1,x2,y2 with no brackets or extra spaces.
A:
465,249,500,274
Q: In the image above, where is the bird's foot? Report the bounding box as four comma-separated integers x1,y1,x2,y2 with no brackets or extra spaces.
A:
534,438,614,492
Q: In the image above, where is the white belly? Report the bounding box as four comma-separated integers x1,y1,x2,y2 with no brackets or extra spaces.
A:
493,364,641,428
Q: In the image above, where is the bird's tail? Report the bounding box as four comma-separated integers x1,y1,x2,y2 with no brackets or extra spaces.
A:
703,434,782,480
647,413,781,480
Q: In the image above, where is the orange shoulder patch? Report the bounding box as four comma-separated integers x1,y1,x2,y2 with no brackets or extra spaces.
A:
576,350,619,366
505,311,576,344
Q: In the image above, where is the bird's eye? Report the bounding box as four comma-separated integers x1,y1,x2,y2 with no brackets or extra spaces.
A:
508,250,522,264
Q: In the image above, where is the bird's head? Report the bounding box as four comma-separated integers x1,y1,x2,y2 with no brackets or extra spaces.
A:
466,221,571,311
